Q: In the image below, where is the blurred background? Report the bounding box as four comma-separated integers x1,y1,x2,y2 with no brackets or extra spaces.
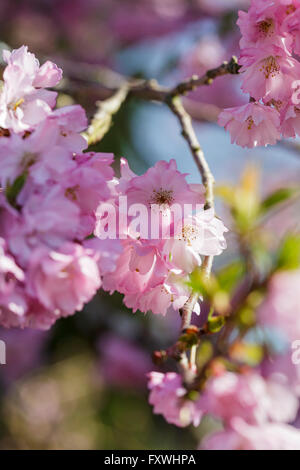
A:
0,0,299,450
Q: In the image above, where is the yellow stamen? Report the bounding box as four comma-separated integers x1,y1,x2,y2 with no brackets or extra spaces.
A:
13,98,25,111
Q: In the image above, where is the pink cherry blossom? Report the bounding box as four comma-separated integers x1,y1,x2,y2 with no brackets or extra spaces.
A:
84,238,123,276
99,157,227,316
218,102,281,148
26,243,101,317
44,105,88,153
124,270,192,316
201,371,298,426
163,210,228,272
262,352,300,398
237,1,291,50
284,5,300,55
102,241,168,300
280,102,300,138
0,46,62,133
240,45,300,101
201,418,300,450
0,237,24,294
124,159,204,219
0,131,76,189
258,269,300,342
148,372,203,427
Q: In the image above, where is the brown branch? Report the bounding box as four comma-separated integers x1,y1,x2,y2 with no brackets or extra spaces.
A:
58,56,240,105
167,95,215,210
169,56,241,97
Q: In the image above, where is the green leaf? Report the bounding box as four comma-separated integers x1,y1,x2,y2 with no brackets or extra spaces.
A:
217,261,245,293
6,172,27,208
276,234,300,270
207,315,225,334
260,187,297,214
196,340,213,369
188,268,218,297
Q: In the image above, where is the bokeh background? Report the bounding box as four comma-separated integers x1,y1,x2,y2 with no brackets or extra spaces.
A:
0,0,299,450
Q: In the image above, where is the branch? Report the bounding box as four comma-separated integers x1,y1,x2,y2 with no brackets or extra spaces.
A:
167,95,215,210
58,56,240,105
82,84,129,146
169,56,241,97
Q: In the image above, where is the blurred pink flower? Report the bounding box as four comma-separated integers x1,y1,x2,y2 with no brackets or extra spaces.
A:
201,371,298,426
258,270,300,342
148,372,203,427
98,333,152,389
0,327,48,385
201,417,300,450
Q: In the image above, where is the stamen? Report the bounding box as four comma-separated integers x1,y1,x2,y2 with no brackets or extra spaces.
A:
259,56,280,79
12,98,25,111
150,187,174,207
179,225,199,246
257,19,274,37
246,116,254,130
286,5,296,15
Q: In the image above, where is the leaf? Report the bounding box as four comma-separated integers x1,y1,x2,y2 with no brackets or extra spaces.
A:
207,315,225,334
217,261,245,293
215,185,235,206
188,268,218,297
196,340,213,369
276,234,300,270
260,187,297,214
6,172,27,208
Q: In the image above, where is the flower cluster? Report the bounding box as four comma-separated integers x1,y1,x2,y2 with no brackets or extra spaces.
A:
0,45,228,328
0,46,114,329
147,367,300,449
147,372,203,427
99,158,227,316
219,0,300,148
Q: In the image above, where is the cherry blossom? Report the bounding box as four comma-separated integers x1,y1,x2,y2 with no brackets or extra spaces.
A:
218,101,280,148
148,372,203,427
0,46,62,133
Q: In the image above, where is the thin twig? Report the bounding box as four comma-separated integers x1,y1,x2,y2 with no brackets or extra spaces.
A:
169,95,215,335
58,56,241,105
167,95,215,210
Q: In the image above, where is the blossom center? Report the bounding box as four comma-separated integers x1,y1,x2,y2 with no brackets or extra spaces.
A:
246,116,254,130
65,185,79,201
150,188,174,207
9,98,25,112
259,56,280,79
257,19,274,37
179,224,200,246
286,4,296,15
